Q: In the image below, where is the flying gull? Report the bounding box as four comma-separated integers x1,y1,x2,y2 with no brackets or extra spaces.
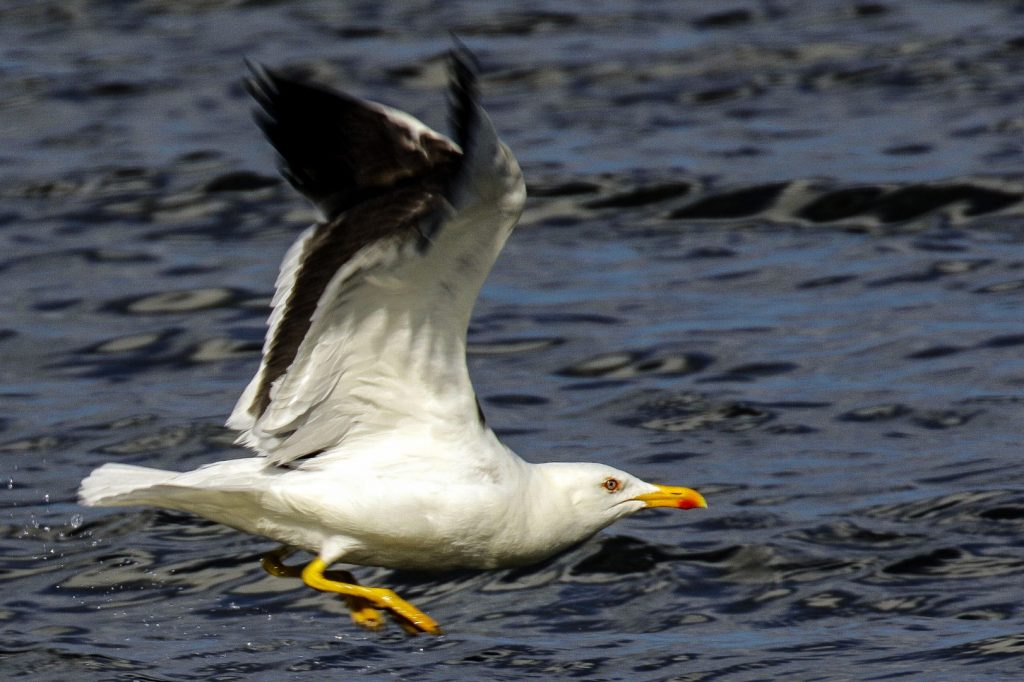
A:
79,47,707,635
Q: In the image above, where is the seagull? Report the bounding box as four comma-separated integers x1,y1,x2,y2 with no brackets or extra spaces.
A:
78,46,707,635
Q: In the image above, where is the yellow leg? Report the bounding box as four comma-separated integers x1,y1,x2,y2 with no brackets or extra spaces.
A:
261,547,384,630
325,569,386,631
302,557,441,635
260,546,303,578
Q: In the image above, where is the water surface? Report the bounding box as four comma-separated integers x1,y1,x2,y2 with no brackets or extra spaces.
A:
3,1,1024,679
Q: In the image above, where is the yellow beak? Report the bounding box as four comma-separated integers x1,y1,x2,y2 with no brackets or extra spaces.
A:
633,484,707,510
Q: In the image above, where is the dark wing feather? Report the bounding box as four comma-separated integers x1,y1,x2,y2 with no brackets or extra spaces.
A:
245,62,460,221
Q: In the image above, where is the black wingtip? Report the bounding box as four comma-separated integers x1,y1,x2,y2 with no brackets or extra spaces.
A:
242,57,260,77
243,58,266,92
446,39,480,155
447,32,479,69
243,61,273,128
243,60,278,111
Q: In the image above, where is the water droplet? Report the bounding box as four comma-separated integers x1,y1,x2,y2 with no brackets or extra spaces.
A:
70,513,84,529
43,494,50,503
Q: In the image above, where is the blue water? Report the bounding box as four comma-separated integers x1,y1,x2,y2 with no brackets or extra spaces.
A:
3,1,1024,679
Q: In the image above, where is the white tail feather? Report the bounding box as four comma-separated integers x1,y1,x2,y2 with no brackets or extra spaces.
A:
78,463,178,507
78,459,279,541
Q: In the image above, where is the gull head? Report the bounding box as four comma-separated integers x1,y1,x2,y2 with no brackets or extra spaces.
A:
533,462,707,537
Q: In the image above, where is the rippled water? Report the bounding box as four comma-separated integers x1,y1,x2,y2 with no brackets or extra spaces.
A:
3,1,1024,679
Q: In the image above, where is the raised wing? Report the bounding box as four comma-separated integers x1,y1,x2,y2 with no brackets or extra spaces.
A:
227,49,526,466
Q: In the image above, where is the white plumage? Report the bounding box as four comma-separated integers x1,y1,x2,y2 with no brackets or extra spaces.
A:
79,47,706,634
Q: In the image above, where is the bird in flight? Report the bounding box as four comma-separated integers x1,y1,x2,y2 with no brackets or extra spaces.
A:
79,46,707,635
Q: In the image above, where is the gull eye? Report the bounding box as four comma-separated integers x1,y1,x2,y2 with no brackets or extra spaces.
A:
602,477,622,493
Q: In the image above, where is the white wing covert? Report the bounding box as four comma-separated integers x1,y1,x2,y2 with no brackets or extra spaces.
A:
228,50,526,466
